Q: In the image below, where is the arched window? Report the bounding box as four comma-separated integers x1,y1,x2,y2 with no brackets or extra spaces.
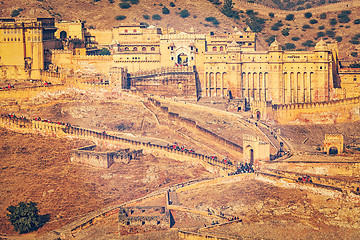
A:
142,47,146,51
124,29,128,33
133,47,138,51
220,46,224,51
133,29,137,33
3,38,6,41
151,47,155,51
124,47,129,51
38,36,41,41
213,46,217,52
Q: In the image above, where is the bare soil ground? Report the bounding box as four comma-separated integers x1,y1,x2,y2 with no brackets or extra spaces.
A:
0,127,212,236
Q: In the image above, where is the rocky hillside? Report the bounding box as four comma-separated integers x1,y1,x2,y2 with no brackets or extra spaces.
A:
1,0,360,61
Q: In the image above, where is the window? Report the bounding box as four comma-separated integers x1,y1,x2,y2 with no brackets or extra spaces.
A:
124,47,129,51
133,47,137,51
171,57,174,60
151,47,155,51
142,47,146,51
213,46,217,51
125,29,128,33
220,46,224,51
133,29,137,33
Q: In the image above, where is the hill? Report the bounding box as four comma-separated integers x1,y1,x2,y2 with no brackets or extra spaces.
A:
0,0,360,61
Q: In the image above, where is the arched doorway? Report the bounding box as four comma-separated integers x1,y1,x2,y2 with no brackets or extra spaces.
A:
256,111,261,121
250,149,254,165
329,147,338,155
177,53,188,65
60,31,67,39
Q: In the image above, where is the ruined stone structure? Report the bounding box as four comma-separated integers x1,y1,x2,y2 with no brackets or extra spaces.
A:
243,135,270,167
324,134,344,155
70,145,141,168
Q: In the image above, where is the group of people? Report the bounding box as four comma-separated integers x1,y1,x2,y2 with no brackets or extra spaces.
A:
33,117,71,127
1,84,14,90
2,113,26,120
166,142,195,153
228,162,254,176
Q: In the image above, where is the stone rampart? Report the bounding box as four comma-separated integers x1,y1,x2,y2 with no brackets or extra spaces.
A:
272,96,360,124
149,98,243,156
178,230,230,240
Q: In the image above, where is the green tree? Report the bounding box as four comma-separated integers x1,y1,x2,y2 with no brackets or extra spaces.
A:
99,48,111,55
319,13,327,19
119,2,131,9
179,9,190,18
143,14,150,20
281,28,290,36
317,31,325,38
269,12,274,18
285,14,294,21
351,52,358,57
310,19,318,24
162,7,170,14
329,18,337,25
152,14,162,20
265,35,277,45
7,202,42,234
304,12,312,18
170,2,175,7
291,37,300,41
11,9,21,17
221,0,238,19
115,15,126,20
283,43,296,50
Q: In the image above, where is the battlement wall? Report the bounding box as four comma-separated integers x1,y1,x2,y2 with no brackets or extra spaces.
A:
272,96,360,124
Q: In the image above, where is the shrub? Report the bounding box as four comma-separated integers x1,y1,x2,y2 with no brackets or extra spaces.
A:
338,12,350,23
351,52,358,57
329,18,337,25
335,36,342,42
269,13,274,18
179,9,190,18
319,13,327,19
310,19,318,24
302,24,311,29
143,14,150,20
152,14,162,20
246,9,256,16
326,30,335,38
302,40,315,47
281,28,290,36
7,202,43,234
115,15,126,20
291,37,300,41
246,16,266,33
207,0,221,5
354,19,360,24
129,0,139,4
285,14,294,21
349,39,359,45
99,48,111,55
265,35,277,45
140,22,149,28
162,7,170,14
108,0,114,3
205,17,219,26
170,1,175,7
318,25,325,30
11,9,21,17
221,0,239,19
304,12,312,18
317,31,325,38
283,43,296,50
350,63,360,68
119,2,131,9
271,25,280,31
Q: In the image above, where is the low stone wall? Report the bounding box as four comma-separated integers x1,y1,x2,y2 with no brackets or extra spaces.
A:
178,230,230,240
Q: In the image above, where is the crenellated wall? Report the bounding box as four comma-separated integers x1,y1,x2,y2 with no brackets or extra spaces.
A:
271,96,360,124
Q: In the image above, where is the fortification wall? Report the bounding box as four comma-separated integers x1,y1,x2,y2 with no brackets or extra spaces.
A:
272,96,360,124
148,98,243,158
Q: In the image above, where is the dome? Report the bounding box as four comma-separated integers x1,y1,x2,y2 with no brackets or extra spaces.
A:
228,40,240,47
315,39,328,51
269,38,282,51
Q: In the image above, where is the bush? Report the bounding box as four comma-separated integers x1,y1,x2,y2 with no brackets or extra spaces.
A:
350,63,360,68
281,28,290,36
162,7,170,14
304,12,312,18
349,39,359,45
283,43,296,50
246,16,266,33
140,22,149,28
152,14,162,20
269,13,274,18
338,12,350,23
207,0,221,5
143,14,150,19
170,1,175,7
285,14,294,21
115,15,126,20
271,20,283,31
318,25,325,30
221,0,239,19
265,35,277,45
129,0,139,4
179,9,190,18
317,31,325,38
326,30,335,38
302,24,311,29
310,19,318,24
108,0,114,3
291,37,300,41
319,13,327,19
354,19,360,24
205,17,219,26
351,52,358,57
329,18,337,25
302,40,315,47
11,9,21,17
335,36,342,42
119,2,131,9
99,48,111,55
7,202,43,234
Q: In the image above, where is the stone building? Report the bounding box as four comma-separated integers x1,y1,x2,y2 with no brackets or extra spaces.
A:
0,17,57,79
